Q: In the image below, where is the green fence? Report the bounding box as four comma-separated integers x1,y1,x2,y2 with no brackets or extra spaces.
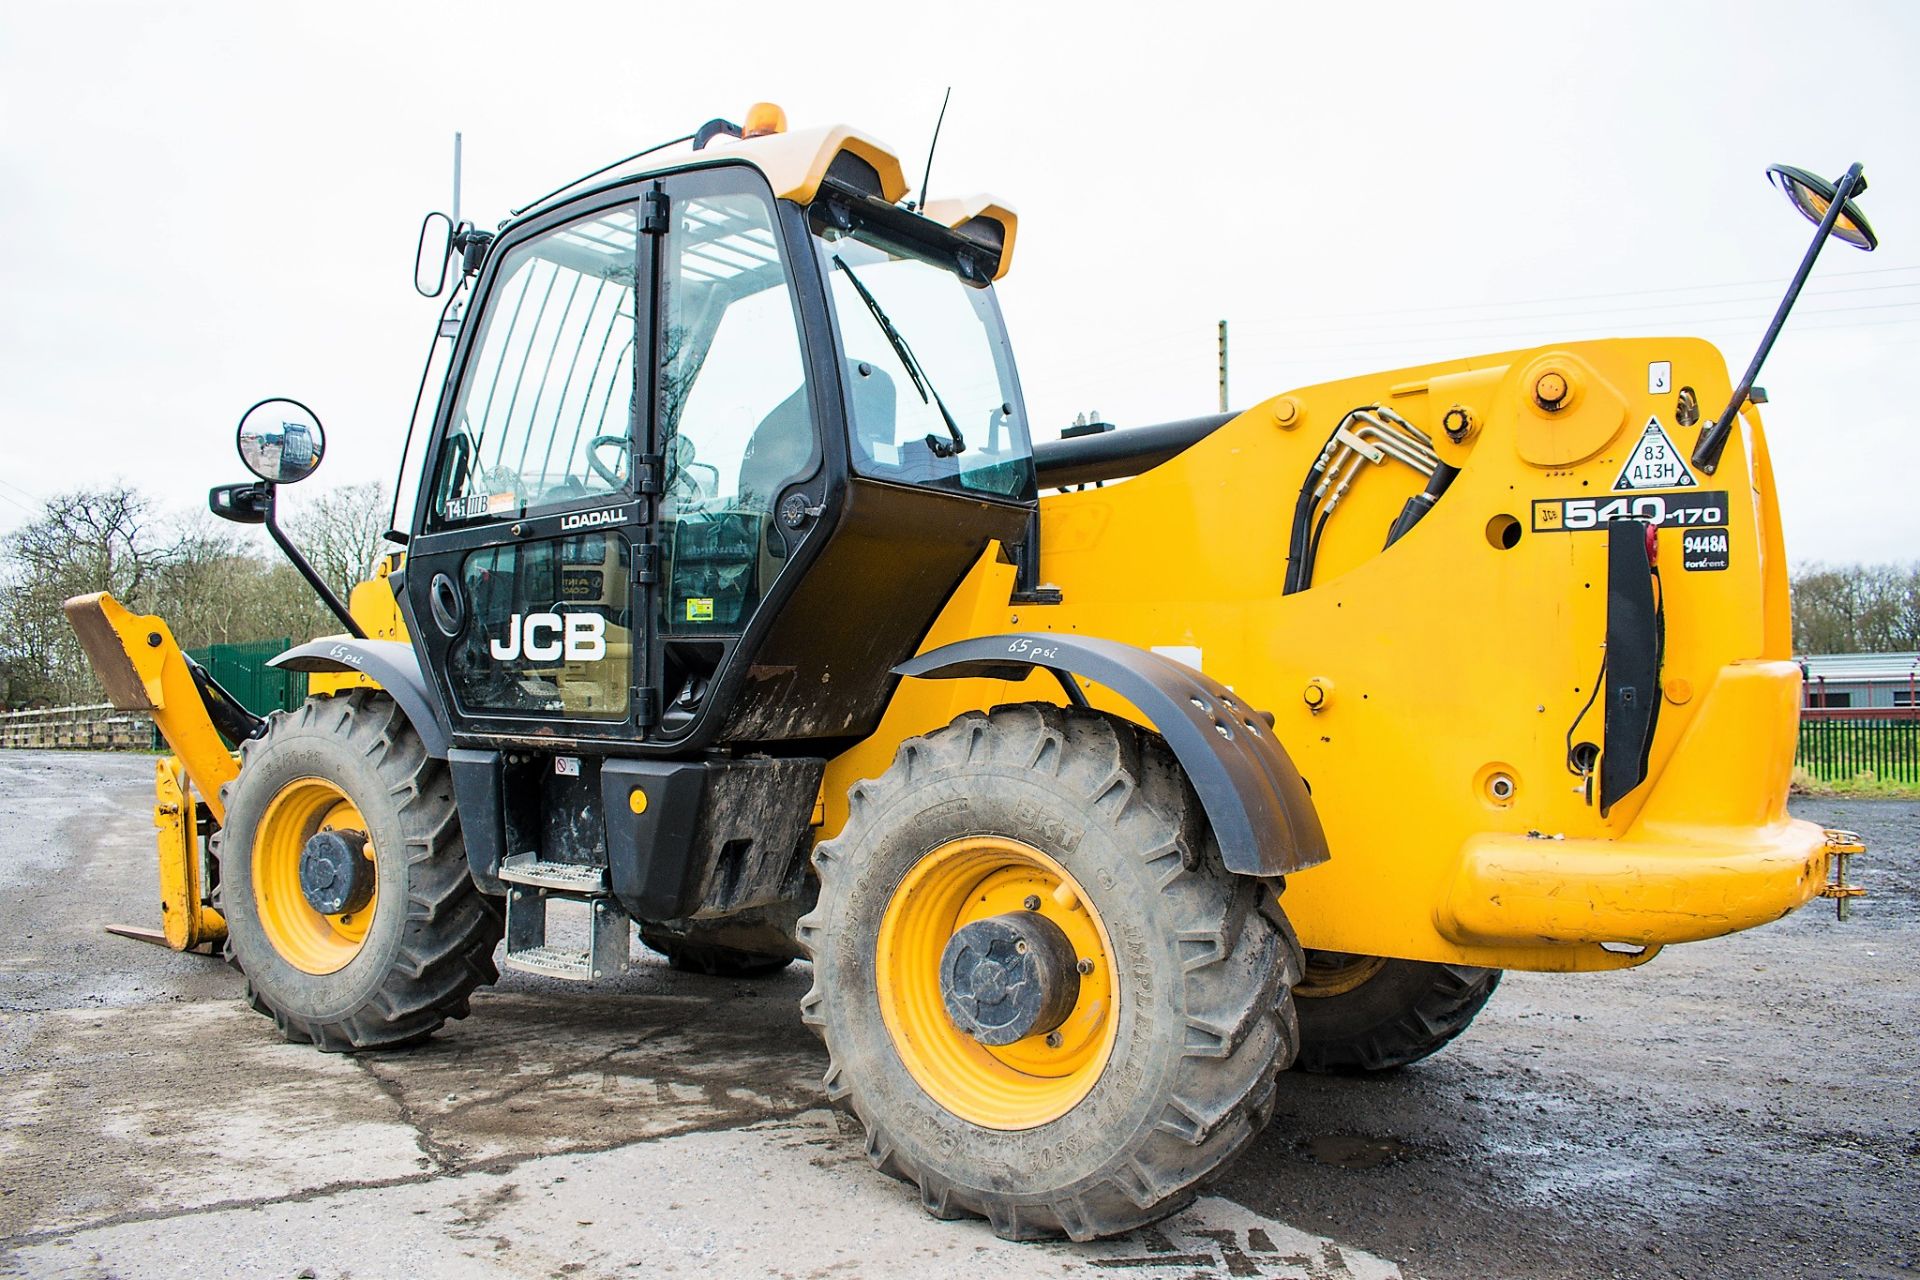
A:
1795,716,1920,785
186,638,307,716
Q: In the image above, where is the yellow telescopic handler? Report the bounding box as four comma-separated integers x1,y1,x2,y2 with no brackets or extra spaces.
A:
67,106,1873,1239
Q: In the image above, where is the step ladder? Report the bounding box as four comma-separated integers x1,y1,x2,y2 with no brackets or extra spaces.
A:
498,854,631,981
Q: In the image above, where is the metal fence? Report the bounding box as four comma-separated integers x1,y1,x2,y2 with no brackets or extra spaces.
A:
186,638,306,715
1796,714,1920,784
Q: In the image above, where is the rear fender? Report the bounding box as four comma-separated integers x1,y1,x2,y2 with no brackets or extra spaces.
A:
895,634,1329,877
269,639,450,758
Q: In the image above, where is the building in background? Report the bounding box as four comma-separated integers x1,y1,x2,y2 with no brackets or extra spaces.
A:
1800,652,1920,713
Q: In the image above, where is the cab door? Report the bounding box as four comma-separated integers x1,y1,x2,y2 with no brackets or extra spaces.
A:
404,195,652,744
646,167,828,738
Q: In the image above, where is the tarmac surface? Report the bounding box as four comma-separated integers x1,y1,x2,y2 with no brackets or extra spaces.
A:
0,749,1913,1279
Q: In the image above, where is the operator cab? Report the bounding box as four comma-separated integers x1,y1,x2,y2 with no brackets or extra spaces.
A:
399,117,1034,756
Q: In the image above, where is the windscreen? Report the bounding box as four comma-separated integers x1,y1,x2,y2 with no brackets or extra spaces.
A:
819,233,1034,502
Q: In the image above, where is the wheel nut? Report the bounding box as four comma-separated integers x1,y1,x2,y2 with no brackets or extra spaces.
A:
1076,958,1094,975
1046,1031,1063,1048
1023,895,1041,911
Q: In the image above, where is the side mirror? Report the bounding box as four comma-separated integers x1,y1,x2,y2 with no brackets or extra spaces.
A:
415,210,455,297
237,398,326,484
1768,164,1877,251
1692,160,1876,475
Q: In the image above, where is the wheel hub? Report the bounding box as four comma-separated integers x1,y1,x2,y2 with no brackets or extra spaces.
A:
298,829,373,916
939,910,1081,1046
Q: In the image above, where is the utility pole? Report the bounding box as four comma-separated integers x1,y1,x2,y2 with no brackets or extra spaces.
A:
1217,319,1229,413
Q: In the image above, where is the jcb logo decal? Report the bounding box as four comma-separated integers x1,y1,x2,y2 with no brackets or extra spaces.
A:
489,613,606,662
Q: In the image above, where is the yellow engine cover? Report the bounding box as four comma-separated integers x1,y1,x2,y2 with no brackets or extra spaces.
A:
824,338,1822,974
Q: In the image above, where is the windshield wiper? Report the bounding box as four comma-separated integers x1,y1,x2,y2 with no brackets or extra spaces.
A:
832,254,967,457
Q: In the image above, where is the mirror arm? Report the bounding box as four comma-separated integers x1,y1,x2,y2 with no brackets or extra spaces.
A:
261,484,368,639
1693,161,1865,475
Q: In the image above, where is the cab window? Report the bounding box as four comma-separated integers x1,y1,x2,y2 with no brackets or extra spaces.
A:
433,204,641,525
818,232,1034,502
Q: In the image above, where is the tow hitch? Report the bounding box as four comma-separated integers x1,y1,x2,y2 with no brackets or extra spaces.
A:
1820,829,1867,921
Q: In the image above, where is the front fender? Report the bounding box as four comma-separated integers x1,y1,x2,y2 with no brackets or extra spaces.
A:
895,634,1329,877
269,638,450,758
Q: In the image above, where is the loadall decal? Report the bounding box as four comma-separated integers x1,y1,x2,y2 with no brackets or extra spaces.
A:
1532,490,1729,533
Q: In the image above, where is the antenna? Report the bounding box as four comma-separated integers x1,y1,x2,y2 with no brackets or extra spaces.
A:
916,87,952,211
451,131,463,229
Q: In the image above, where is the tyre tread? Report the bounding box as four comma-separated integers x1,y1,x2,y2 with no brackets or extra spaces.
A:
213,690,502,1053
796,703,1300,1241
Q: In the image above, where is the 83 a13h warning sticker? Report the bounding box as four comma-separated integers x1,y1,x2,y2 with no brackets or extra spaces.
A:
1614,415,1697,491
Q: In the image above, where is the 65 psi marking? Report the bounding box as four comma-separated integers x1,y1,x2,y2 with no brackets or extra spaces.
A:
1532,490,1729,533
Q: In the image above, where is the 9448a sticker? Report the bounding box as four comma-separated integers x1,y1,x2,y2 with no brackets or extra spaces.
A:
1681,528,1730,571
1532,490,1729,533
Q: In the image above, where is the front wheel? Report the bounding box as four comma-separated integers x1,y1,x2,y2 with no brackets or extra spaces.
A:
798,705,1302,1241
213,691,503,1051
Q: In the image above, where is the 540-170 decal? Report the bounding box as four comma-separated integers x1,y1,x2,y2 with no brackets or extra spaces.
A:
1532,490,1729,533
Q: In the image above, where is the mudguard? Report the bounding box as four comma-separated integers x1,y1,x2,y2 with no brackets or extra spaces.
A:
895,634,1330,877
269,638,451,758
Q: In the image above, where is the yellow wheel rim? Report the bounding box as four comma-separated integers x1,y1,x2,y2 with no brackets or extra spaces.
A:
1296,951,1388,999
875,836,1117,1130
253,777,378,976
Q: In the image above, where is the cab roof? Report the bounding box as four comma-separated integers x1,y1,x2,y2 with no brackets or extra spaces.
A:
514,117,1018,281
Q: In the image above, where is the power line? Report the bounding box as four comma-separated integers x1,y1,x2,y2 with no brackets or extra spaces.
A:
1025,265,1920,373
1033,313,1920,395
1245,261,1920,324
1040,293,1920,377
1226,280,1920,341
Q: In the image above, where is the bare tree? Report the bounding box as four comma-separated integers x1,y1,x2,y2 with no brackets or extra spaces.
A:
0,487,166,703
1792,562,1920,654
0,482,380,707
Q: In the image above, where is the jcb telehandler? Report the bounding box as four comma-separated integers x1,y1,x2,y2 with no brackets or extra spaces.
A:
67,104,1874,1240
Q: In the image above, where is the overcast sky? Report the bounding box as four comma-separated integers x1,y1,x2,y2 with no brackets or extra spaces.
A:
2,1,1915,562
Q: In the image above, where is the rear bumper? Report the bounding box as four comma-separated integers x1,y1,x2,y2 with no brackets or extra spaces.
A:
1438,817,1829,947
1438,658,1826,948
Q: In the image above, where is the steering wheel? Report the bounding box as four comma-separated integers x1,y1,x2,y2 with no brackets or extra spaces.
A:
587,435,628,488
663,435,724,514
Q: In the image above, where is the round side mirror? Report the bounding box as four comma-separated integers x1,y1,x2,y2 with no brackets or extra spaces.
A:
237,398,326,484
1767,164,1877,251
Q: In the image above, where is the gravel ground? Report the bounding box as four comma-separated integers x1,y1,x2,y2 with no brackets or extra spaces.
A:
0,751,1913,1279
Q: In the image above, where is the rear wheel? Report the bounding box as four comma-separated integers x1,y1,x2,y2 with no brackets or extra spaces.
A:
639,925,794,978
1293,951,1499,1073
798,705,1301,1240
213,691,503,1051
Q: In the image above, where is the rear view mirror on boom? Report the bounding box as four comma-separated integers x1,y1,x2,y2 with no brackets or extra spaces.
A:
1692,161,1878,474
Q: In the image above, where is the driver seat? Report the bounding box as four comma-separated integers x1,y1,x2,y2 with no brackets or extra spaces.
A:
737,361,897,510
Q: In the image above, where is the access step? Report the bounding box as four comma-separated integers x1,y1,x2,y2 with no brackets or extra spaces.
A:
498,854,611,893
499,854,630,982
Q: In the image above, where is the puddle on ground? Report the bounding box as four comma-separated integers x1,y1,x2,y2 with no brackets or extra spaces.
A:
1302,1133,1413,1170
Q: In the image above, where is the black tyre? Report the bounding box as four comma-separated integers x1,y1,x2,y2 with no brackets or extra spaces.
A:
213,691,503,1051
797,704,1301,1241
1292,952,1500,1073
639,925,794,978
